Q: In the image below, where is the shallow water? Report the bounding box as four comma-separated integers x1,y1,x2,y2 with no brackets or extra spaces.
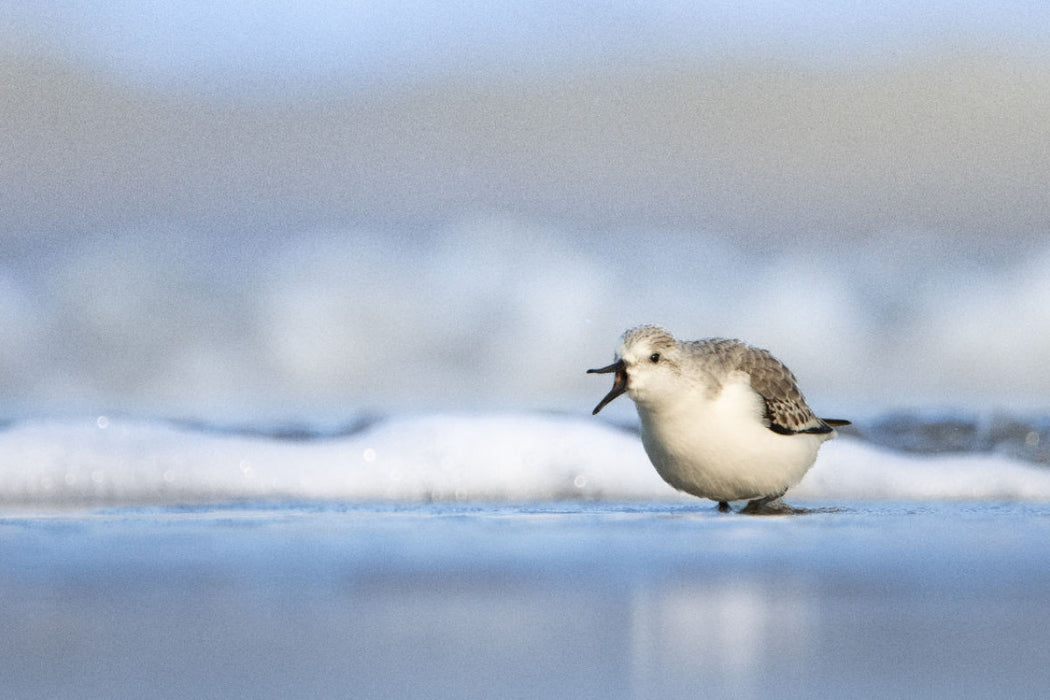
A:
3,500,1049,699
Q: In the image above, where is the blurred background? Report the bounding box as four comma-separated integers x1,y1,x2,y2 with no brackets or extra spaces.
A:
3,1,1050,421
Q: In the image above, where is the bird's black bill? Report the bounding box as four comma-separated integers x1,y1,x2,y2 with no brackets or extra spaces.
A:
587,360,628,415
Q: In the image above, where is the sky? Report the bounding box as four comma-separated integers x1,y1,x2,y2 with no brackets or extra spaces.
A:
8,2,1050,92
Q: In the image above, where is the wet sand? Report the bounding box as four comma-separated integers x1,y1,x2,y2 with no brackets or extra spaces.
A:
3,501,1049,699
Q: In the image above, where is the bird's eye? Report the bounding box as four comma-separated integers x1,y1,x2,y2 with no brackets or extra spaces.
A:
649,353,660,363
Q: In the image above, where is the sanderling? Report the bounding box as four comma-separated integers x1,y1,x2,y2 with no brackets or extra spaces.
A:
588,325,849,514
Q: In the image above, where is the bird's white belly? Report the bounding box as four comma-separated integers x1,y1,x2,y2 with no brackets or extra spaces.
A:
636,382,824,502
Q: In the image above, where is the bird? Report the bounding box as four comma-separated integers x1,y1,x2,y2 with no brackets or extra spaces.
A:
588,325,849,514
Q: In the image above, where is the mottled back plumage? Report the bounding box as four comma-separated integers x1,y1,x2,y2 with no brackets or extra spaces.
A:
684,338,833,435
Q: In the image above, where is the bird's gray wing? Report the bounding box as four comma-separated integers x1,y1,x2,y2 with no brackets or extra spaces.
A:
736,345,834,435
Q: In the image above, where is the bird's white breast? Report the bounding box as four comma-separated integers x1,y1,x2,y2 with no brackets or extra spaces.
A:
635,373,825,502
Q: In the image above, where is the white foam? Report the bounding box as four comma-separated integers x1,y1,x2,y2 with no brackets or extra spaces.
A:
2,414,1050,506
793,437,1050,501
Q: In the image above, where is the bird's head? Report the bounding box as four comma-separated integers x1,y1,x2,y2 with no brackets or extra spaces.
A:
587,325,682,414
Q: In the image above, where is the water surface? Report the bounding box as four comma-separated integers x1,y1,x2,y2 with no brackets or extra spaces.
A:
3,501,1047,699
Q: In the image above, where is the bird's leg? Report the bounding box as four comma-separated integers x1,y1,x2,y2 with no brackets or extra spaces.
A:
740,491,801,515
717,501,731,513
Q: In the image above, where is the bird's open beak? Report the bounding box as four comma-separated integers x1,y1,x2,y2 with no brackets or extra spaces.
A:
587,359,628,415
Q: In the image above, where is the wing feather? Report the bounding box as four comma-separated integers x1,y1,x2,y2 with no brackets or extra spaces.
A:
735,344,833,435
685,338,850,435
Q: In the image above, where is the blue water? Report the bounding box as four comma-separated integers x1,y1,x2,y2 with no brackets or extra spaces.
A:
1,413,1048,698
3,500,1049,699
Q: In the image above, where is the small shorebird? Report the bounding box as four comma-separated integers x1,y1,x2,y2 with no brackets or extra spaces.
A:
588,325,849,514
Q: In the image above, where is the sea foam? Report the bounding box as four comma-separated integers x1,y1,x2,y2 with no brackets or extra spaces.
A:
2,414,1050,507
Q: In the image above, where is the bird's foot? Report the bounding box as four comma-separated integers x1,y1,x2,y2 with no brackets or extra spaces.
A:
739,495,806,516
717,501,731,513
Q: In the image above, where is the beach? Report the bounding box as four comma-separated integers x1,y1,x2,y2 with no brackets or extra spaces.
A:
4,496,1050,699
2,415,1050,699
